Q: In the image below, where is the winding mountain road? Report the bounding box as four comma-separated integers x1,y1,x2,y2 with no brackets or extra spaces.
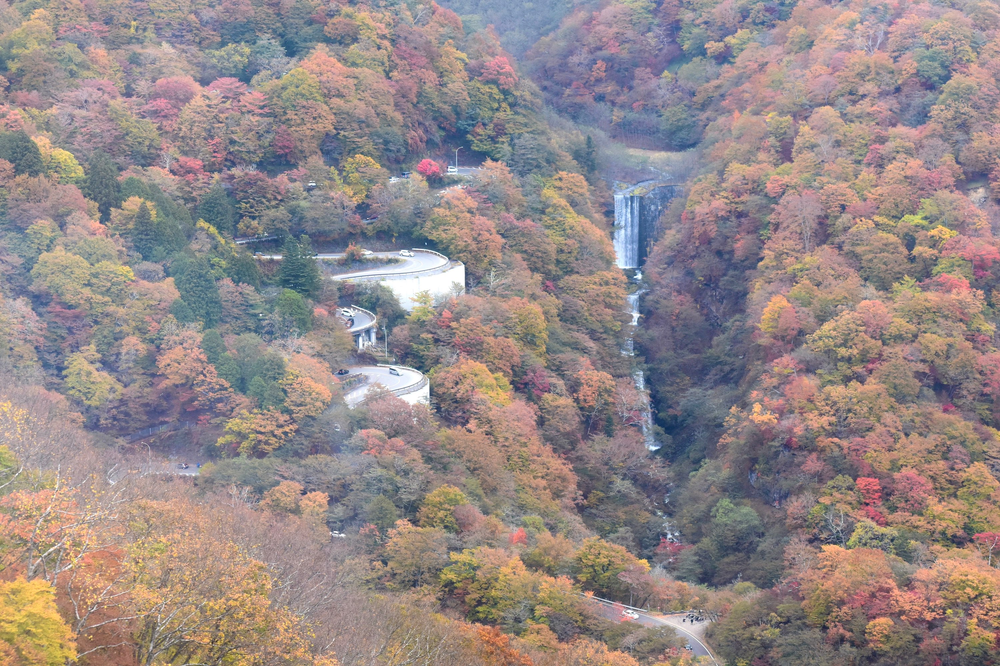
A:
588,597,717,663
342,365,427,408
257,249,449,278
340,306,377,339
322,250,449,279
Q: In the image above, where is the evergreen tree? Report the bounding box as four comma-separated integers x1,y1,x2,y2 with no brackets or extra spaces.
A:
149,182,194,228
364,495,399,531
278,235,320,297
582,135,597,174
120,176,151,200
0,130,44,177
276,289,313,332
154,215,186,253
201,330,227,364
247,376,285,409
169,298,196,323
132,202,156,259
215,352,242,389
198,183,237,236
229,251,262,287
83,151,121,222
172,256,223,327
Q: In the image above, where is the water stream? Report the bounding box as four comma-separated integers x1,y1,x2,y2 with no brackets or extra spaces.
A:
614,182,682,547
624,277,658,451
614,180,678,453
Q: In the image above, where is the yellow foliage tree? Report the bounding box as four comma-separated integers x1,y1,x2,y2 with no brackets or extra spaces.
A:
0,578,76,666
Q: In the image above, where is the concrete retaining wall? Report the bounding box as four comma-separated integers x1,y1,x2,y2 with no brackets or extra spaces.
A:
396,380,430,406
337,252,466,311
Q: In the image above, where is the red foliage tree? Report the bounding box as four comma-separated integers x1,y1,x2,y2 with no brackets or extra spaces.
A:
416,158,442,181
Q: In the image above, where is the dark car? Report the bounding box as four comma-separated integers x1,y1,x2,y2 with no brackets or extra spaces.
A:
336,369,350,376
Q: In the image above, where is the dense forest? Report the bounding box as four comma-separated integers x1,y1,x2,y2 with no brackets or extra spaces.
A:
6,0,1000,664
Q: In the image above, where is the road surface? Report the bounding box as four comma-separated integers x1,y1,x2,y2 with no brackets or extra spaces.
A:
343,365,426,408
342,306,376,335
257,250,449,279
324,250,449,279
590,600,716,663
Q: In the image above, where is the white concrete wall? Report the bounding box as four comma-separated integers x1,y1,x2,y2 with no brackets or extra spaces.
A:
397,382,430,406
343,261,466,311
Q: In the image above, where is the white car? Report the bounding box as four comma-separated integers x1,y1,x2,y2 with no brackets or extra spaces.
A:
622,609,639,620
399,249,415,257
361,249,374,257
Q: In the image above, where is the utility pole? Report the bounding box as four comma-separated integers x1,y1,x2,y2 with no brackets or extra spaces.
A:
383,324,388,358
454,148,461,171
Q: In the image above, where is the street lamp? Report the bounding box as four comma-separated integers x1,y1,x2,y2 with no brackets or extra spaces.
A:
454,148,461,171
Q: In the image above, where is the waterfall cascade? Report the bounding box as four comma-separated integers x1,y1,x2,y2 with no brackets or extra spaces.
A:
612,180,677,270
613,181,677,449
625,281,658,451
613,192,641,269
615,185,681,543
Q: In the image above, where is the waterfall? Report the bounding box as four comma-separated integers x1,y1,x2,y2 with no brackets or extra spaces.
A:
624,277,658,451
615,181,678,448
613,192,640,269
616,185,678,545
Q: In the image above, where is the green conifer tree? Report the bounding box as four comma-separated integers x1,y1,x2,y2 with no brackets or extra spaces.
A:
154,215,186,253
278,235,320,297
132,202,156,259
0,130,44,177
276,289,313,332
201,329,227,364
247,376,285,409
82,151,121,222
229,251,262,287
172,256,223,327
119,176,151,200
215,352,242,389
198,183,237,236
169,298,196,323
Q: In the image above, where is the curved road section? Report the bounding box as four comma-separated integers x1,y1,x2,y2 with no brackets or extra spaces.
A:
339,305,377,350
343,365,427,408
587,597,717,663
257,249,464,311
345,306,376,335
323,250,449,278
256,249,449,277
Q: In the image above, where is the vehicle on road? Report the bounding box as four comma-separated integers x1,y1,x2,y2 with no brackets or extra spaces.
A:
685,644,692,651
361,249,374,257
336,369,350,376
621,609,639,620
340,308,354,317
399,249,415,257
388,367,402,376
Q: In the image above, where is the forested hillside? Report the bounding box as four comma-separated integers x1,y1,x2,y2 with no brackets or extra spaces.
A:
508,0,1000,663
9,0,1000,663
0,0,714,665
